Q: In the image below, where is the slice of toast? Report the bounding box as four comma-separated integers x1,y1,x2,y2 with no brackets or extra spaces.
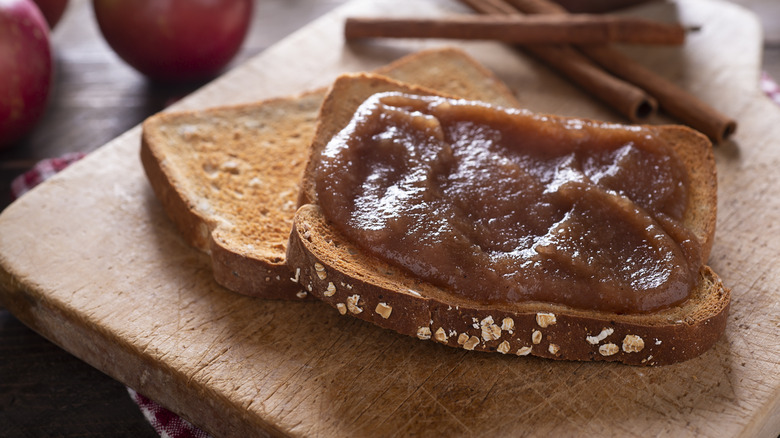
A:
140,48,519,299
287,73,730,365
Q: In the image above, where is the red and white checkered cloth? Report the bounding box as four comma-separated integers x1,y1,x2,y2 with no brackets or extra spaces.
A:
9,151,85,200
8,71,780,438
128,388,212,438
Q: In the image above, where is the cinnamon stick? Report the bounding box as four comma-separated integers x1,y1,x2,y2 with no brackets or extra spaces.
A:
581,45,736,141
456,0,657,122
504,0,737,142
505,0,568,14
345,15,686,46
459,0,518,15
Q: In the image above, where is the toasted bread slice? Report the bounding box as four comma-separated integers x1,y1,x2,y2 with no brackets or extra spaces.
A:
287,74,730,365
140,48,519,299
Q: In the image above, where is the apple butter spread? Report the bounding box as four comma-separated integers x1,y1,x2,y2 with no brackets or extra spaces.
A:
314,93,702,314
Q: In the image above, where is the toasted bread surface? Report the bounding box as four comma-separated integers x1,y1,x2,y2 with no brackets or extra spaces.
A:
288,74,729,365
141,47,520,299
141,92,324,298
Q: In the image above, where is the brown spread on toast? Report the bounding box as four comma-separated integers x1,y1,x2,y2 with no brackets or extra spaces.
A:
315,92,701,314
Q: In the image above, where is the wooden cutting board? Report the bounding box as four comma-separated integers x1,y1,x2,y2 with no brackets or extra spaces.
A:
1,0,779,436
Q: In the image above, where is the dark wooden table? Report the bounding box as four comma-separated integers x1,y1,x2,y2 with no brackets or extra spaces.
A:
1,0,778,436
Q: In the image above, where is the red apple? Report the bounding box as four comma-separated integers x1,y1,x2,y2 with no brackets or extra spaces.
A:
92,0,253,83
32,0,68,29
0,0,53,149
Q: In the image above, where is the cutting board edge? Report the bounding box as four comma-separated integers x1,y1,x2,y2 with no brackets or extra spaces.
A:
0,265,286,438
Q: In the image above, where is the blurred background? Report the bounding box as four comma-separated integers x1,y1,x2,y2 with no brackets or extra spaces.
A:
0,0,777,211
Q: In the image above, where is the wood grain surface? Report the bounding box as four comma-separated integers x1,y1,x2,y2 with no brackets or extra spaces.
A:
1,0,779,437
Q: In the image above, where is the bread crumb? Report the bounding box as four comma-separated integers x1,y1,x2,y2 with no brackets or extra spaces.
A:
324,282,336,297
375,302,392,319
536,313,557,328
586,327,614,345
336,303,347,315
434,327,448,343
516,346,532,356
463,336,480,350
417,327,432,340
501,317,515,332
483,324,501,341
290,268,300,283
532,330,542,344
599,343,619,356
314,263,327,280
221,161,240,173
346,295,362,314
622,335,645,353
295,291,307,299
497,340,510,354
548,344,560,355
480,316,501,341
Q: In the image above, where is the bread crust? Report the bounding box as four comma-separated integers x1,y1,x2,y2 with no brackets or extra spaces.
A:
288,73,730,365
141,128,212,252
659,125,718,261
287,204,729,365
